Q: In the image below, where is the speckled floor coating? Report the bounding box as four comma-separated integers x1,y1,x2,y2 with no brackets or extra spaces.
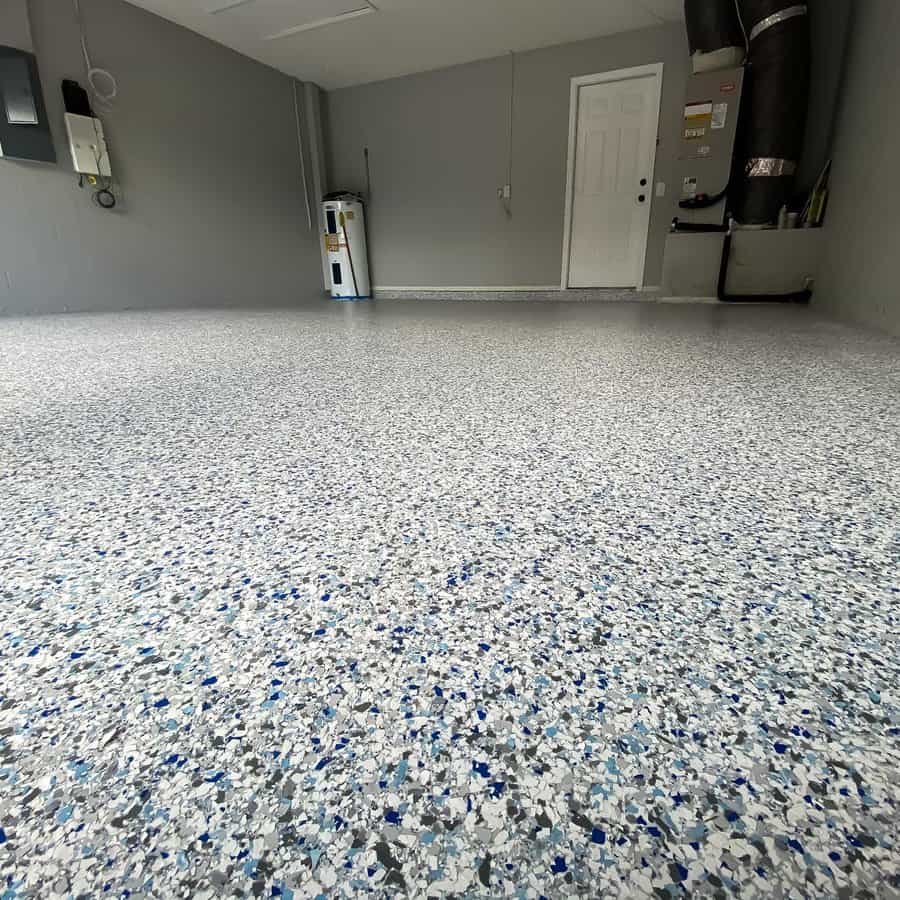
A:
1,300,898,899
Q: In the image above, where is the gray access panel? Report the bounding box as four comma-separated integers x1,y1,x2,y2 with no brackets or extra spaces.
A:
675,66,745,226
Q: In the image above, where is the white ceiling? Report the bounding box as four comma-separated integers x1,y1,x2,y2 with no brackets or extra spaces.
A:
123,0,684,90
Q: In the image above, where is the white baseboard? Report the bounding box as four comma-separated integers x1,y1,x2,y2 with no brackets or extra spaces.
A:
375,286,561,292
658,295,718,304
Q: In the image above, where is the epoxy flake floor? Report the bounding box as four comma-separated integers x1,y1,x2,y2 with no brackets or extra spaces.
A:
0,301,898,899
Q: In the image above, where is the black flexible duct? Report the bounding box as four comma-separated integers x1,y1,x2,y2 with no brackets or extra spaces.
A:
735,1,811,224
684,0,745,56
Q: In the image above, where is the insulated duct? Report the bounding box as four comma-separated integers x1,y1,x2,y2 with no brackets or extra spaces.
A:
684,0,746,73
734,1,811,224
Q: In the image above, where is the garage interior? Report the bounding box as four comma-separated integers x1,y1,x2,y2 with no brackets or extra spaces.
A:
0,1,898,898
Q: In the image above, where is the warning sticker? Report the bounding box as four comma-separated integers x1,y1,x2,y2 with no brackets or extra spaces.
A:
684,102,713,118
682,176,698,199
325,235,341,253
711,102,728,130
684,101,712,140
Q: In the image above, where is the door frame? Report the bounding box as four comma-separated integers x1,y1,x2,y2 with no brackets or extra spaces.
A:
560,63,664,291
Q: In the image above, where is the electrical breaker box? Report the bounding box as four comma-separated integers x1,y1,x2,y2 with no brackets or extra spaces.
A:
0,45,56,164
64,112,111,177
675,66,745,226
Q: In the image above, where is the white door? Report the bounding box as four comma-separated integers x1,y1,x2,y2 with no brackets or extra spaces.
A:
564,67,662,288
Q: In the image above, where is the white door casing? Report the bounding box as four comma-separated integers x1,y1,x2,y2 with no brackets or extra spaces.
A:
561,64,663,289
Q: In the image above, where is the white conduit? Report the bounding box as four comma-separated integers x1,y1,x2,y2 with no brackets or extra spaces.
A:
292,79,313,231
73,0,118,107
503,51,515,218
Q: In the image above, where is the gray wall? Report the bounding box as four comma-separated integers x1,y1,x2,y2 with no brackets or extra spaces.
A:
325,9,852,292
325,24,691,289
1,0,34,52
816,0,900,337
796,0,854,192
0,0,319,315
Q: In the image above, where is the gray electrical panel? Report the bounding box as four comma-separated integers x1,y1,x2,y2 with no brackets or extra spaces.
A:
0,45,56,164
674,66,745,226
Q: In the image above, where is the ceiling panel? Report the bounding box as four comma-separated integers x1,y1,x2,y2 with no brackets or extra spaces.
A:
123,0,682,89
210,0,364,41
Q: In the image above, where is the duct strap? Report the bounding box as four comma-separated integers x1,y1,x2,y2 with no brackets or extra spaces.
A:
749,5,808,42
745,158,798,178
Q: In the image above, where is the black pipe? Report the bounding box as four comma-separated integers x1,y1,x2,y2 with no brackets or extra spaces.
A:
678,186,730,211
671,218,728,233
684,0,745,58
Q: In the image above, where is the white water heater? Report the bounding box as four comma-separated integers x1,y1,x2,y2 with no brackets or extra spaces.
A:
323,193,371,300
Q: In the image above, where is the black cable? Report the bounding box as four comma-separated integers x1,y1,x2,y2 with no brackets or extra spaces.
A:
678,187,730,211
95,188,116,209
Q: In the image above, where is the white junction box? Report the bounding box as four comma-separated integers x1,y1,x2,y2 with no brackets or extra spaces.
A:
64,113,111,177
